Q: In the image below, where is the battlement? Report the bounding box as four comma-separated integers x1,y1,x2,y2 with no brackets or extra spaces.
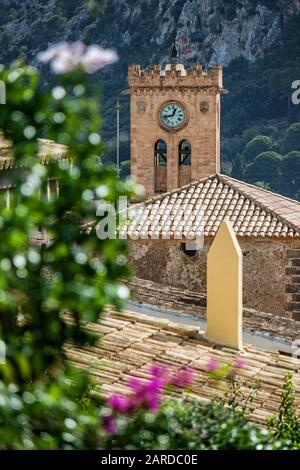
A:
128,63,223,90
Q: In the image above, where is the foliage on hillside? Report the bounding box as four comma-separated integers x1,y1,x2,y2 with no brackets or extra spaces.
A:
222,13,300,196
1,2,300,192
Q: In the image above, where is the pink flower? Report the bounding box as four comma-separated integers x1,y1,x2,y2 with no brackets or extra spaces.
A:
38,42,85,74
206,359,220,373
128,377,144,396
38,42,118,74
103,415,117,435
128,376,163,412
233,358,247,370
146,395,161,412
37,42,68,63
107,394,133,413
149,364,170,386
171,367,195,388
81,45,118,73
143,380,163,411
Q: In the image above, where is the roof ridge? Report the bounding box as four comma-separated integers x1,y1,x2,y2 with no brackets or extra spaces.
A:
222,174,300,207
219,174,300,233
142,174,219,206
129,173,300,239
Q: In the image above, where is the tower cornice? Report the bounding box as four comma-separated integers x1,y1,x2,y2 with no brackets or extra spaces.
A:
128,64,223,90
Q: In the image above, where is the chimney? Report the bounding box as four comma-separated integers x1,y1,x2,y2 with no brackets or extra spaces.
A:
205,220,243,350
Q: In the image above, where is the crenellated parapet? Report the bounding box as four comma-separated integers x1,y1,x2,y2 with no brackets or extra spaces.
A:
128,63,223,91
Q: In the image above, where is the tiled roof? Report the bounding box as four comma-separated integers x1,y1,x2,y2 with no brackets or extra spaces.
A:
0,135,68,170
124,174,300,239
128,277,300,342
65,308,300,426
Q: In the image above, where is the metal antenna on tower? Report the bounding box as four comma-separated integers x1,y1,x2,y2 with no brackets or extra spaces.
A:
115,98,121,177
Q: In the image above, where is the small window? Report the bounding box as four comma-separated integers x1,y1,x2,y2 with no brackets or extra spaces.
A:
179,139,191,166
181,242,197,257
155,139,167,166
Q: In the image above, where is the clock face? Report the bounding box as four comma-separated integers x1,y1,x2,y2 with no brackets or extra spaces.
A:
160,102,186,129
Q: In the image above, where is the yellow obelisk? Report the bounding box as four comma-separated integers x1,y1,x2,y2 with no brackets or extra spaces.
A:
205,219,243,350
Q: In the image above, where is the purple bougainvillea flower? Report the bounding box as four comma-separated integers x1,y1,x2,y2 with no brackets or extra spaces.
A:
103,415,117,435
143,379,163,411
206,359,220,373
233,357,247,369
171,367,195,388
127,377,148,407
144,378,163,398
107,394,133,414
128,377,144,396
149,364,170,386
127,375,164,412
146,395,161,412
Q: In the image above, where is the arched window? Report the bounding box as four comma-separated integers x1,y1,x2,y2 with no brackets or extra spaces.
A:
155,139,167,166
179,140,191,166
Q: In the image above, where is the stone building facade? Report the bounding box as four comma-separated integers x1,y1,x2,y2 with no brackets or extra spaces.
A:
125,174,300,320
129,237,300,319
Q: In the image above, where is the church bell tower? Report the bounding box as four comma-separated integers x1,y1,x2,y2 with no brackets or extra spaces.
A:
128,41,224,199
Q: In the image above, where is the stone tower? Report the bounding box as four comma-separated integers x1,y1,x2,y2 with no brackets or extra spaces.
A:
128,49,224,199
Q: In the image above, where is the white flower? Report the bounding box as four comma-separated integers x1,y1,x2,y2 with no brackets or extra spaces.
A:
116,285,129,300
37,42,68,63
37,42,118,74
81,45,118,73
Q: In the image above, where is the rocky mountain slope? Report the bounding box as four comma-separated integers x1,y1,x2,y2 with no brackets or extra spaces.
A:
1,0,300,189
1,0,299,66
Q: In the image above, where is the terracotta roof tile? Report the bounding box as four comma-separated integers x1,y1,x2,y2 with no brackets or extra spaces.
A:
124,174,300,239
66,308,300,426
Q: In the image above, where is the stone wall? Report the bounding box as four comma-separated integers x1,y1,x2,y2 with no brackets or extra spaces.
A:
128,237,300,319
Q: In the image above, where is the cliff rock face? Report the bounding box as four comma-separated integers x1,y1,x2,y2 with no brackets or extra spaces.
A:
1,0,300,161
1,0,300,68
168,0,298,65
101,0,300,66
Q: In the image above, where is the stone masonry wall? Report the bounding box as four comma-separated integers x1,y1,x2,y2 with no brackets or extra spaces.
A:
128,237,300,319
285,242,300,321
128,64,222,199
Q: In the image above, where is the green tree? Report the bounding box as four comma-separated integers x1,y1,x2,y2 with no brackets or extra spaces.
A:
0,57,134,448
231,153,245,180
243,135,276,162
120,160,130,179
244,151,282,190
221,135,244,162
253,181,271,190
283,123,300,153
280,151,300,197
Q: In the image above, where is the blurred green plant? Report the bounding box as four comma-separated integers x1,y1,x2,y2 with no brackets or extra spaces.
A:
0,52,136,448
0,366,105,449
268,372,300,449
105,398,282,450
0,59,134,385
